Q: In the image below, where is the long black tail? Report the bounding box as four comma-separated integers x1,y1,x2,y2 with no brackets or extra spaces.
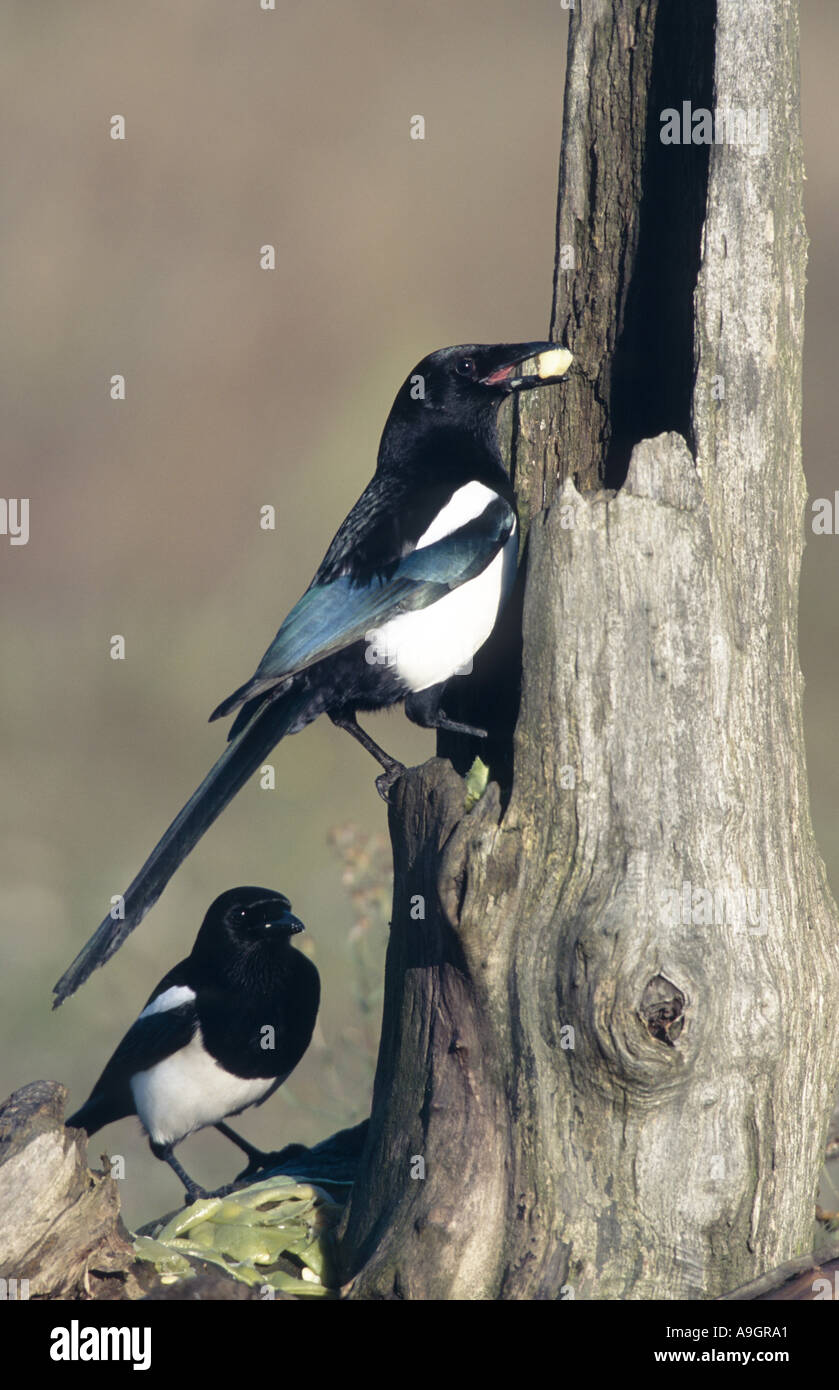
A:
53,686,313,1007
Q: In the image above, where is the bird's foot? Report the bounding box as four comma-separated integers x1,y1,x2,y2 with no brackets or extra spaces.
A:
234,1141,309,1184
181,1181,212,1204
375,761,406,802
185,1175,257,1202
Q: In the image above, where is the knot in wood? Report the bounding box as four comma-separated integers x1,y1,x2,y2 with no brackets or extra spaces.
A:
639,974,686,1047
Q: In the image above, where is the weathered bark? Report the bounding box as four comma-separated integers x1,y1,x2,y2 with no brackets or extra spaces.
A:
340,0,839,1299
0,1082,141,1299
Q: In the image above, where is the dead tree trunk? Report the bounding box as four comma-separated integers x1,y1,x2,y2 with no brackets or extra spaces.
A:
339,0,839,1299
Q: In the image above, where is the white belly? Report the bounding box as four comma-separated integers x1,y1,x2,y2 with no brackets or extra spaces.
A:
371,530,517,692
130,1030,275,1147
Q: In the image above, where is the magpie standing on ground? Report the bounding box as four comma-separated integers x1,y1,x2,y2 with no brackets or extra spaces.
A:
66,887,320,1202
54,341,573,1005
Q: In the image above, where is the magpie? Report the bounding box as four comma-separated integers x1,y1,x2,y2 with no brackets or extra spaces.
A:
53,341,572,1005
65,887,321,1202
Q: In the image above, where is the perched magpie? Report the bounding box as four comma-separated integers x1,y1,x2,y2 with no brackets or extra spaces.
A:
66,887,320,1202
54,341,572,1005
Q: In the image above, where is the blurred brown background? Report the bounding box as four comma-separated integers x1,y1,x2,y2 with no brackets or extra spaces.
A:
1,2,836,1228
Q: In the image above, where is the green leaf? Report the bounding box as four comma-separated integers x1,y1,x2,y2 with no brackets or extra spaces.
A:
464,756,490,811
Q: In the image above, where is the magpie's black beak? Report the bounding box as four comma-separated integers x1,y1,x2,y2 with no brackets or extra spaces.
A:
266,912,305,935
257,895,305,933
480,342,574,391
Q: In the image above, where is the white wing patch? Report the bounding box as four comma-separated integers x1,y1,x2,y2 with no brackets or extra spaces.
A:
131,1028,276,1146
138,984,196,1020
414,480,501,550
370,482,516,692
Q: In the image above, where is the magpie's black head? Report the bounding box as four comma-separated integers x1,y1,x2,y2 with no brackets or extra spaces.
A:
195,887,305,959
382,341,573,444
408,342,574,409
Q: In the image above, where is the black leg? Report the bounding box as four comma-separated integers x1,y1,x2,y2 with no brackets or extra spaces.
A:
152,1138,250,1203
405,685,488,740
233,1143,309,1183
151,1141,211,1204
216,1123,308,1180
211,1124,308,1182
329,711,406,801
214,1121,266,1163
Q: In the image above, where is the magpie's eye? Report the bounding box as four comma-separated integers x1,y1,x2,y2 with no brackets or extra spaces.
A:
455,356,477,379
